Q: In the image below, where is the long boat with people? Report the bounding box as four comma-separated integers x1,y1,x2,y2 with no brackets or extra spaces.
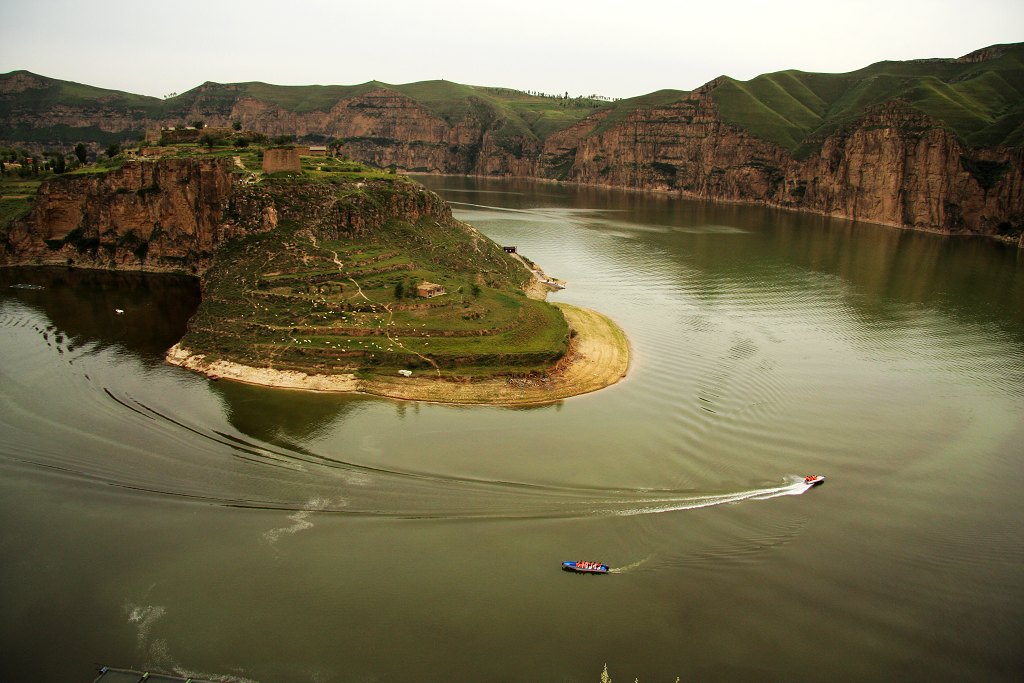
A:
562,560,610,574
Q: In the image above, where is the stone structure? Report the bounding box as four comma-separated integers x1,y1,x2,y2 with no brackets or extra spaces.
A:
416,282,446,298
262,146,301,174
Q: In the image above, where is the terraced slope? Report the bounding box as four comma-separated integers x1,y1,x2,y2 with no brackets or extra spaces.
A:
176,156,570,378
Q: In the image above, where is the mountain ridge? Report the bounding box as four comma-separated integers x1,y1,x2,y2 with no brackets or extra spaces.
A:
2,43,1022,244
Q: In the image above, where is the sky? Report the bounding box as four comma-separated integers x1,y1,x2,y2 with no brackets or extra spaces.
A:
1,0,1022,99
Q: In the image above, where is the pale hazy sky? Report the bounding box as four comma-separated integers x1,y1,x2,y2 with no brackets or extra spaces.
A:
1,0,1022,99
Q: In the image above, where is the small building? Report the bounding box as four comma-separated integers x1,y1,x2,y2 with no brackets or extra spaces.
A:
262,146,302,174
416,282,446,298
307,145,328,156
503,246,517,254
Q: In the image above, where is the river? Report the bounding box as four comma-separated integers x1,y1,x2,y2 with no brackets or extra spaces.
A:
1,176,1022,681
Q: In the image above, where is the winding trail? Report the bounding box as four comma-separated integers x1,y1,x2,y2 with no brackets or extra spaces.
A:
334,250,441,376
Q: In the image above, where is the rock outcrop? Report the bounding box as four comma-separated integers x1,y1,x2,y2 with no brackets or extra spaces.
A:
548,92,1024,240
2,158,242,272
0,157,461,273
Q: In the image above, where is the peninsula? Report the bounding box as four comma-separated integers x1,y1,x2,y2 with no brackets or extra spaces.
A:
0,146,629,404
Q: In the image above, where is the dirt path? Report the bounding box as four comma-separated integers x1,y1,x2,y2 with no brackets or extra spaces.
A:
166,304,629,405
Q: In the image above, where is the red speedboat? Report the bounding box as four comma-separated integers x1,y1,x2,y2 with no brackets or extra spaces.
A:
804,475,825,486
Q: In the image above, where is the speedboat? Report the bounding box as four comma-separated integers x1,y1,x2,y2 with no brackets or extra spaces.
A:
803,475,825,486
562,561,610,574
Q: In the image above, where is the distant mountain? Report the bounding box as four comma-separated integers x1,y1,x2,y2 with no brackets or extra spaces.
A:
712,43,1024,155
2,43,1022,243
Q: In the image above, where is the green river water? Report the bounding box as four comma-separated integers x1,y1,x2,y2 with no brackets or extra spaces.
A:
1,175,1022,681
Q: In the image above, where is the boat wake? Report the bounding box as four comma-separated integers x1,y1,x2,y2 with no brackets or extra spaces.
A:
608,556,654,573
604,478,811,518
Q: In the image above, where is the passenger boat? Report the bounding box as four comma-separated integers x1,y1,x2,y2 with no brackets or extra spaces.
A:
562,561,610,574
804,475,825,486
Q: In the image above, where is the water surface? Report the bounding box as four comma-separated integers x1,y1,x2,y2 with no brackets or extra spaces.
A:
1,178,1022,681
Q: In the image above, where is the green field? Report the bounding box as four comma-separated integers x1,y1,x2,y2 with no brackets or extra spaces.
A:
0,176,42,230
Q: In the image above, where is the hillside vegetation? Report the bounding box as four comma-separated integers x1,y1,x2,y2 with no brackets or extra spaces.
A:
179,153,569,379
712,43,1024,156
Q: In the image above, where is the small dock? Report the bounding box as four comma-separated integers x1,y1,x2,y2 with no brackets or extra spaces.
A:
93,666,219,683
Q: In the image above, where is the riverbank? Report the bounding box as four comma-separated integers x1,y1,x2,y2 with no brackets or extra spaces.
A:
166,303,629,405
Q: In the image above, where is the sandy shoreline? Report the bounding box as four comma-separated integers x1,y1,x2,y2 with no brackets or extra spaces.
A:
165,303,629,405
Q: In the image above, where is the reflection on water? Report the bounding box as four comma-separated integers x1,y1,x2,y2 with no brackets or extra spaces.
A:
209,380,370,447
0,266,200,360
2,178,1023,682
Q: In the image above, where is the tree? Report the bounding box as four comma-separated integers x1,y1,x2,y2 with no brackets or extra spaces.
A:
394,281,404,299
105,142,121,158
49,153,66,174
232,120,242,131
74,143,88,164
470,283,481,297
199,133,217,150
190,120,205,130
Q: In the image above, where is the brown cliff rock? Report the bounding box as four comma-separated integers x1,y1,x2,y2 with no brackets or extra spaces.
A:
798,103,1023,237
0,157,461,274
2,158,241,272
531,91,1022,242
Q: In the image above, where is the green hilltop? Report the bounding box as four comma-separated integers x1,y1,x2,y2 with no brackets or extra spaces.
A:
711,43,1024,155
180,153,569,379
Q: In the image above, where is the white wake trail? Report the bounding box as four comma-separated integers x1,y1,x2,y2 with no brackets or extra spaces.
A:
610,479,811,517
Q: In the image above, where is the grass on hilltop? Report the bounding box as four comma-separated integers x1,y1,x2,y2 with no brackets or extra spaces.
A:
181,156,569,377
712,43,1024,155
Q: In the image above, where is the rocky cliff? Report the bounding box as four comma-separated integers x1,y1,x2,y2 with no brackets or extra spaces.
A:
547,90,1024,242
2,158,243,272
0,157,459,272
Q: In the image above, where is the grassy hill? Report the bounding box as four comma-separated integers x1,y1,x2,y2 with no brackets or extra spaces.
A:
180,153,569,378
712,43,1024,156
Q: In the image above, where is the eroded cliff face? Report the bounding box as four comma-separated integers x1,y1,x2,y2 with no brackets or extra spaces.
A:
2,158,243,272
0,157,461,273
798,104,1023,238
198,89,498,174
532,90,1024,241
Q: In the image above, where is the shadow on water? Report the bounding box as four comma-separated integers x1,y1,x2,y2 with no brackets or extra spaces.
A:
0,266,201,361
208,372,560,451
207,379,372,447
